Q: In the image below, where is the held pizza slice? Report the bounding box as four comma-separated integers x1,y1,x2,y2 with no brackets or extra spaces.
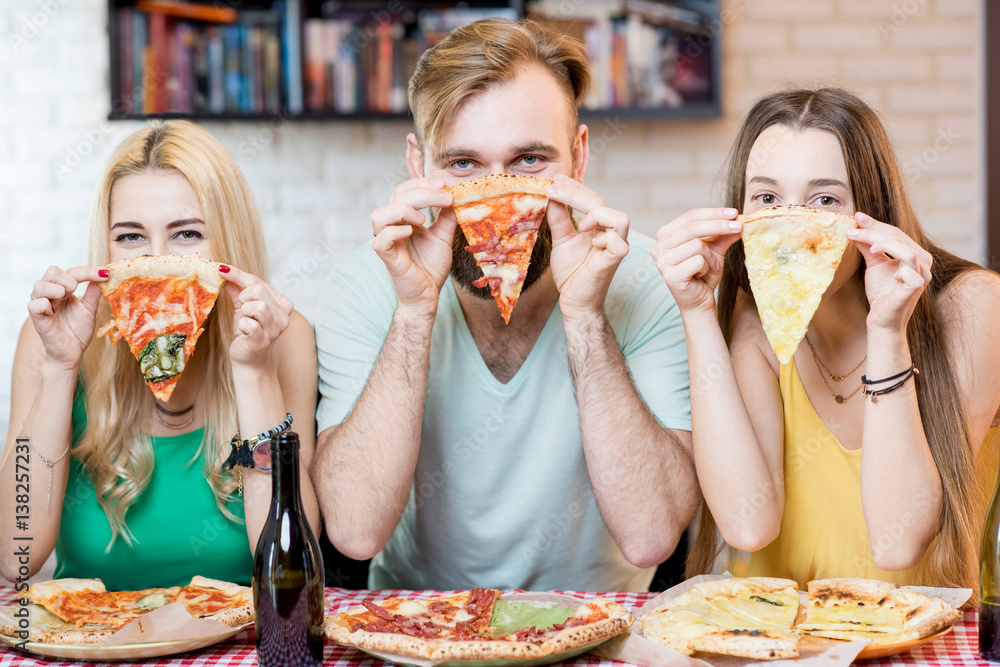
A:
448,174,553,324
97,254,223,401
740,205,857,365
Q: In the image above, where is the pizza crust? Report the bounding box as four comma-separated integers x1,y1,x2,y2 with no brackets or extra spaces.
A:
447,174,553,207
689,629,799,660
100,254,223,294
179,577,253,627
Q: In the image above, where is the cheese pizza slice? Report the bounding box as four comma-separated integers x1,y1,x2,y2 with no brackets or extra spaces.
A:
448,174,552,324
797,578,962,645
97,254,222,401
641,577,801,660
740,205,857,365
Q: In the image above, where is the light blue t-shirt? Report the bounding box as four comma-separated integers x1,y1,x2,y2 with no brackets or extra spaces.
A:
316,233,691,592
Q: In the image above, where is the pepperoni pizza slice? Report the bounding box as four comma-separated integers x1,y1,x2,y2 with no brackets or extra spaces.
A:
448,175,552,324
97,254,222,401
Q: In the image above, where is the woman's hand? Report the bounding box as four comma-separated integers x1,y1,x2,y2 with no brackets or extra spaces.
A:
219,265,294,369
652,208,742,316
28,265,108,372
848,212,932,332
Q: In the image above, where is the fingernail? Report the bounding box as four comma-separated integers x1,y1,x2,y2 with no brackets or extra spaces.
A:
554,173,569,183
725,208,738,216
430,178,444,188
218,265,231,273
847,229,859,238
98,269,110,278
729,221,742,231
547,184,561,195
855,212,869,222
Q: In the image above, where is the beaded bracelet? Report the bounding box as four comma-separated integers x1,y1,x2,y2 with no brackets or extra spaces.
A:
861,365,920,403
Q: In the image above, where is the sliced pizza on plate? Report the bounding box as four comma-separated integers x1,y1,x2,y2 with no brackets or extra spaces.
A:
797,578,962,645
97,254,222,401
448,174,552,324
641,577,801,660
0,576,252,644
325,587,632,661
740,205,857,365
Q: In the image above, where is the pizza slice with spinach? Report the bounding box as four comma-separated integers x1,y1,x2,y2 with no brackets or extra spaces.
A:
97,254,222,401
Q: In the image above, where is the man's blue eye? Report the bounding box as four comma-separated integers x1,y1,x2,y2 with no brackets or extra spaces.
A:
522,156,538,165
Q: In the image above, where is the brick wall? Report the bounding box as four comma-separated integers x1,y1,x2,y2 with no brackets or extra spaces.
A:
0,0,983,440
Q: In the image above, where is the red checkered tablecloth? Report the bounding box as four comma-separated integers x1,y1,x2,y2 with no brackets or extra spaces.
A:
0,589,986,666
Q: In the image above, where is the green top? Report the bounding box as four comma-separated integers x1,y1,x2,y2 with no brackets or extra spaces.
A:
54,388,253,590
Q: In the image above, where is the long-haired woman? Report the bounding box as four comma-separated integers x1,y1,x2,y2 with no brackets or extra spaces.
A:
652,88,1000,595
0,120,320,588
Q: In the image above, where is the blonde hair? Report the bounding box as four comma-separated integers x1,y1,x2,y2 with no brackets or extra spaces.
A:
688,89,993,598
408,18,591,155
77,120,268,548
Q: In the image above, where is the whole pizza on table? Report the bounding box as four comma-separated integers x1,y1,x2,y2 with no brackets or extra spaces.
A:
447,174,552,324
97,254,223,401
0,576,252,644
740,205,858,365
639,577,963,661
325,587,633,660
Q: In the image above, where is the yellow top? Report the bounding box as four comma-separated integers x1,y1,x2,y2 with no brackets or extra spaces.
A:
732,358,1000,588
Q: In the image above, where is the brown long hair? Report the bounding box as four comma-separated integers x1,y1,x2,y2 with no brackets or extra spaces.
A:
686,88,990,594
78,120,268,548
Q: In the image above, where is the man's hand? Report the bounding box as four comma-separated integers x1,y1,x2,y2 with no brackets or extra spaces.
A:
545,175,630,319
370,178,456,319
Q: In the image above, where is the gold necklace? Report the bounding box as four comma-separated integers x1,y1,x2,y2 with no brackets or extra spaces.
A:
804,334,865,404
804,335,866,381
153,410,195,430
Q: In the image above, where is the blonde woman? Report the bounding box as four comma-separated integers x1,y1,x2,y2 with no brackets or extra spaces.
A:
0,121,319,588
652,88,1000,595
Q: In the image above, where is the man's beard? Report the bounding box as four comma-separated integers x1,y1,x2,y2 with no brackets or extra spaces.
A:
450,218,553,299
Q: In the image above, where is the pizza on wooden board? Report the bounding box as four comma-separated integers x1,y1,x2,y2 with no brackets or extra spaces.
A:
0,576,252,644
447,174,552,324
325,587,632,660
97,254,222,401
740,205,858,365
797,578,962,644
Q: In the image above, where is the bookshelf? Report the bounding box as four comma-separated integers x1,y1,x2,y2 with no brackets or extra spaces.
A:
106,0,721,122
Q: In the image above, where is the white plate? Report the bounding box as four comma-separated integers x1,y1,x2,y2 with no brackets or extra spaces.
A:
0,623,248,661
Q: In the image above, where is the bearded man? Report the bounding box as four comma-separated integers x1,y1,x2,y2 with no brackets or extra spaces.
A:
312,18,699,591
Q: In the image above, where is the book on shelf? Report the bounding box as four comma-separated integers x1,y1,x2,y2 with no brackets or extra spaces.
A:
527,0,715,110
114,3,286,116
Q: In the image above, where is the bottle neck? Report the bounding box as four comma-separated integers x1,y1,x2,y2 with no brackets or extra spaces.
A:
270,444,301,508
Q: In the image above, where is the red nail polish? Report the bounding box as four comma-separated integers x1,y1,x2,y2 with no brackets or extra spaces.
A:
218,265,231,273
98,269,110,278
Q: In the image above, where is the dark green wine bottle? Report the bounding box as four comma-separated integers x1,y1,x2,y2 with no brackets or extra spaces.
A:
981,466,1000,660
253,431,324,667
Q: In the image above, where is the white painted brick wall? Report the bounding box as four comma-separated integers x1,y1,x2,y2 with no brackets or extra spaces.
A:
0,0,985,450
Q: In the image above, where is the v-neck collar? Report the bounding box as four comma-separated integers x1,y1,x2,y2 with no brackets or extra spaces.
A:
442,281,562,395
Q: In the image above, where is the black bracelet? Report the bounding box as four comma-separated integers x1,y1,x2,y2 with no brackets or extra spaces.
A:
862,367,920,403
221,413,294,471
861,364,918,385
